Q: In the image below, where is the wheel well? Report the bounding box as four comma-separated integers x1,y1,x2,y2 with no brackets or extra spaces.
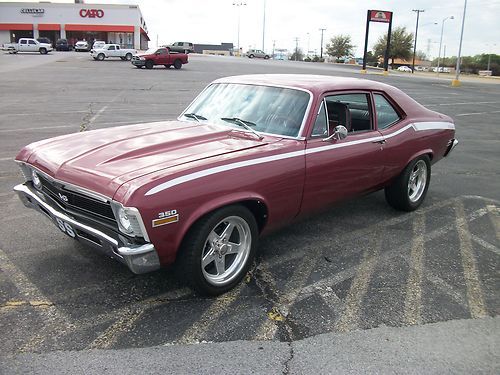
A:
239,200,268,233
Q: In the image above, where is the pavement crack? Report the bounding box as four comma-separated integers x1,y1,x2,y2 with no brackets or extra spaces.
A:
282,341,294,375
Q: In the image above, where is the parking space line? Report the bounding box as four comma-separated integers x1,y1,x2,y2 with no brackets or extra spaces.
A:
334,231,383,333
486,205,500,242
254,251,321,341
470,234,500,256
0,247,72,352
404,212,425,326
88,288,190,349
176,283,245,344
455,201,488,319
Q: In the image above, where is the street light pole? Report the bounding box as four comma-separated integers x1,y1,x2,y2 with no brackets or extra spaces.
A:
437,16,454,75
294,37,299,61
233,2,247,56
319,28,326,58
262,0,266,51
412,9,425,73
452,0,468,87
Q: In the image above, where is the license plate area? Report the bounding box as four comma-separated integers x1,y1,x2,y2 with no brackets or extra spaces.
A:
55,217,77,239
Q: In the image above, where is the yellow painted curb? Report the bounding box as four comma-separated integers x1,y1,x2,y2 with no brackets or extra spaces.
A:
451,79,461,87
382,71,389,76
360,70,367,74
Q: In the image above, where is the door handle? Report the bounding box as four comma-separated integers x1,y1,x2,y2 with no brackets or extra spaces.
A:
372,139,386,144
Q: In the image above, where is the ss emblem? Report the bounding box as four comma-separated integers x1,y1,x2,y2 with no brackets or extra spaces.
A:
58,193,68,202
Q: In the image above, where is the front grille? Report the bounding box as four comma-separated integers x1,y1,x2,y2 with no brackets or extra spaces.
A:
38,174,115,222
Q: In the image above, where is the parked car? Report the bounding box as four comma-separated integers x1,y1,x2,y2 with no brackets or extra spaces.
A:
2,38,52,54
131,47,188,69
13,74,457,295
397,65,412,72
91,44,137,61
166,42,194,53
37,37,52,47
74,40,90,52
55,38,72,51
246,49,270,59
92,40,106,50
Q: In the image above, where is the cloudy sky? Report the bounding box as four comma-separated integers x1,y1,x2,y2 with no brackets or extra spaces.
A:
6,0,500,58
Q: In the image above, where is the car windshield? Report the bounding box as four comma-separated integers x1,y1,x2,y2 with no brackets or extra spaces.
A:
144,48,159,54
182,83,310,137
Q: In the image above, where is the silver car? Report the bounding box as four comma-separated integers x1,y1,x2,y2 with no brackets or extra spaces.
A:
246,49,270,59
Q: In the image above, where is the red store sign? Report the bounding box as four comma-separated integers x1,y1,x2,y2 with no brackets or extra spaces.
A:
79,9,104,18
369,10,392,23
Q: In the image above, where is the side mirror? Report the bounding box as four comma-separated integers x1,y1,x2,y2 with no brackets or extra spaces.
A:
323,125,348,142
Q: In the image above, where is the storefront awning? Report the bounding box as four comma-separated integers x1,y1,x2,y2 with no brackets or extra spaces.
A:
140,28,150,41
38,24,61,31
65,24,134,32
0,23,33,31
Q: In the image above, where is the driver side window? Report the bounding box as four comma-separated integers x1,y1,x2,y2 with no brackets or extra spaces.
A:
311,101,327,137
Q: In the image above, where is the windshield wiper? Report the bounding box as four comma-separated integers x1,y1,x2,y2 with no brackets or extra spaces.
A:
183,113,207,122
220,117,263,140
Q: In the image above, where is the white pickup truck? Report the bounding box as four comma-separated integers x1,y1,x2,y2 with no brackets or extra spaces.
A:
90,44,137,61
3,38,53,54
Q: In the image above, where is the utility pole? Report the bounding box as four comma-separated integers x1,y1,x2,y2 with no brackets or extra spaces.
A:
411,9,424,73
272,40,275,59
452,0,467,87
319,28,326,58
233,2,247,56
294,37,299,61
262,0,266,51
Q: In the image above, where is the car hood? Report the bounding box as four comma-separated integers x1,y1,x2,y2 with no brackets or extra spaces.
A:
18,121,273,198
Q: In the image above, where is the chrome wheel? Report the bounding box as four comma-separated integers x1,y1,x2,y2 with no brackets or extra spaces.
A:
201,216,252,286
408,160,427,203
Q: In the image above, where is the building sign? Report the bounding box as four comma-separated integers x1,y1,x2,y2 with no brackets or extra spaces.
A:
79,9,105,18
369,10,392,23
20,8,45,17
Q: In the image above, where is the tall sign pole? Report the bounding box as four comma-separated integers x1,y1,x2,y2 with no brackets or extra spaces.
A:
361,10,370,73
361,10,393,74
411,9,425,73
319,28,326,58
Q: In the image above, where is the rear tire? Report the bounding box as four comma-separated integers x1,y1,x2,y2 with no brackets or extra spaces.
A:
173,59,182,69
264,55,270,59
385,155,431,211
145,60,154,69
176,205,258,295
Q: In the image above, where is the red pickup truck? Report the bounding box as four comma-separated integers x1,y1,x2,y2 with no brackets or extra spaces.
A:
131,47,188,69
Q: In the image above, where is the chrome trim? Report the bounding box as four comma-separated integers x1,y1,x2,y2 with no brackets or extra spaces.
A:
14,183,160,274
177,82,314,140
444,138,458,157
15,161,111,203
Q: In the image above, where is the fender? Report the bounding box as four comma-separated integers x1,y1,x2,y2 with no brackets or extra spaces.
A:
172,191,269,255
405,148,434,167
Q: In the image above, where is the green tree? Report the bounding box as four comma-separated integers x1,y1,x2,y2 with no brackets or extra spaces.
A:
373,26,414,67
326,34,355,61
290,48,304,61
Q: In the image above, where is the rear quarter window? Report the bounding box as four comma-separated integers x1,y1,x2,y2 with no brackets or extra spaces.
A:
374,94,401,129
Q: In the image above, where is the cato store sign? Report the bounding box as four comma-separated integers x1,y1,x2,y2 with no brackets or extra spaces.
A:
79,9,105,18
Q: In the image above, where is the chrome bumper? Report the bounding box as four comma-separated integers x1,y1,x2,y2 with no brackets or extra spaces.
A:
14,183,160,274
444,138,458,157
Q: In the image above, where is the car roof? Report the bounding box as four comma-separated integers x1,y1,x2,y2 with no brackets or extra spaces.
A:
214,74,397,94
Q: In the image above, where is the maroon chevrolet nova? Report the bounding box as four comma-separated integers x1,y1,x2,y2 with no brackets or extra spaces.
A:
14,74,457,295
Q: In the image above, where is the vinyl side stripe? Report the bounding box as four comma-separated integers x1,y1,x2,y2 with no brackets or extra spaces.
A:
144,121,454,196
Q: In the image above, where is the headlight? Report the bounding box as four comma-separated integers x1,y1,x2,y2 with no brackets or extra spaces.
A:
117,206,132,232
111,202,149,241
32,170,42,190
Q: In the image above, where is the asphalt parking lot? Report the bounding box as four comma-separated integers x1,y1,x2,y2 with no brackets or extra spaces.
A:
0,52,499,372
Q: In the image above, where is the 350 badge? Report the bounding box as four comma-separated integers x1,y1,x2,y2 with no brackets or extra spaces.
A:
152,210,179,227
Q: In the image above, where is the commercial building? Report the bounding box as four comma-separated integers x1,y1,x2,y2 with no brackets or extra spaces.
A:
0,1,149,49
193,42,234,55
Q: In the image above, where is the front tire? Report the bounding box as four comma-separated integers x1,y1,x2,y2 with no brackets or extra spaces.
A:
39,48,47,55
125,53,132,61
145,60,154,69
385,155,431,211
177,205,258,295
97,53,105,61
